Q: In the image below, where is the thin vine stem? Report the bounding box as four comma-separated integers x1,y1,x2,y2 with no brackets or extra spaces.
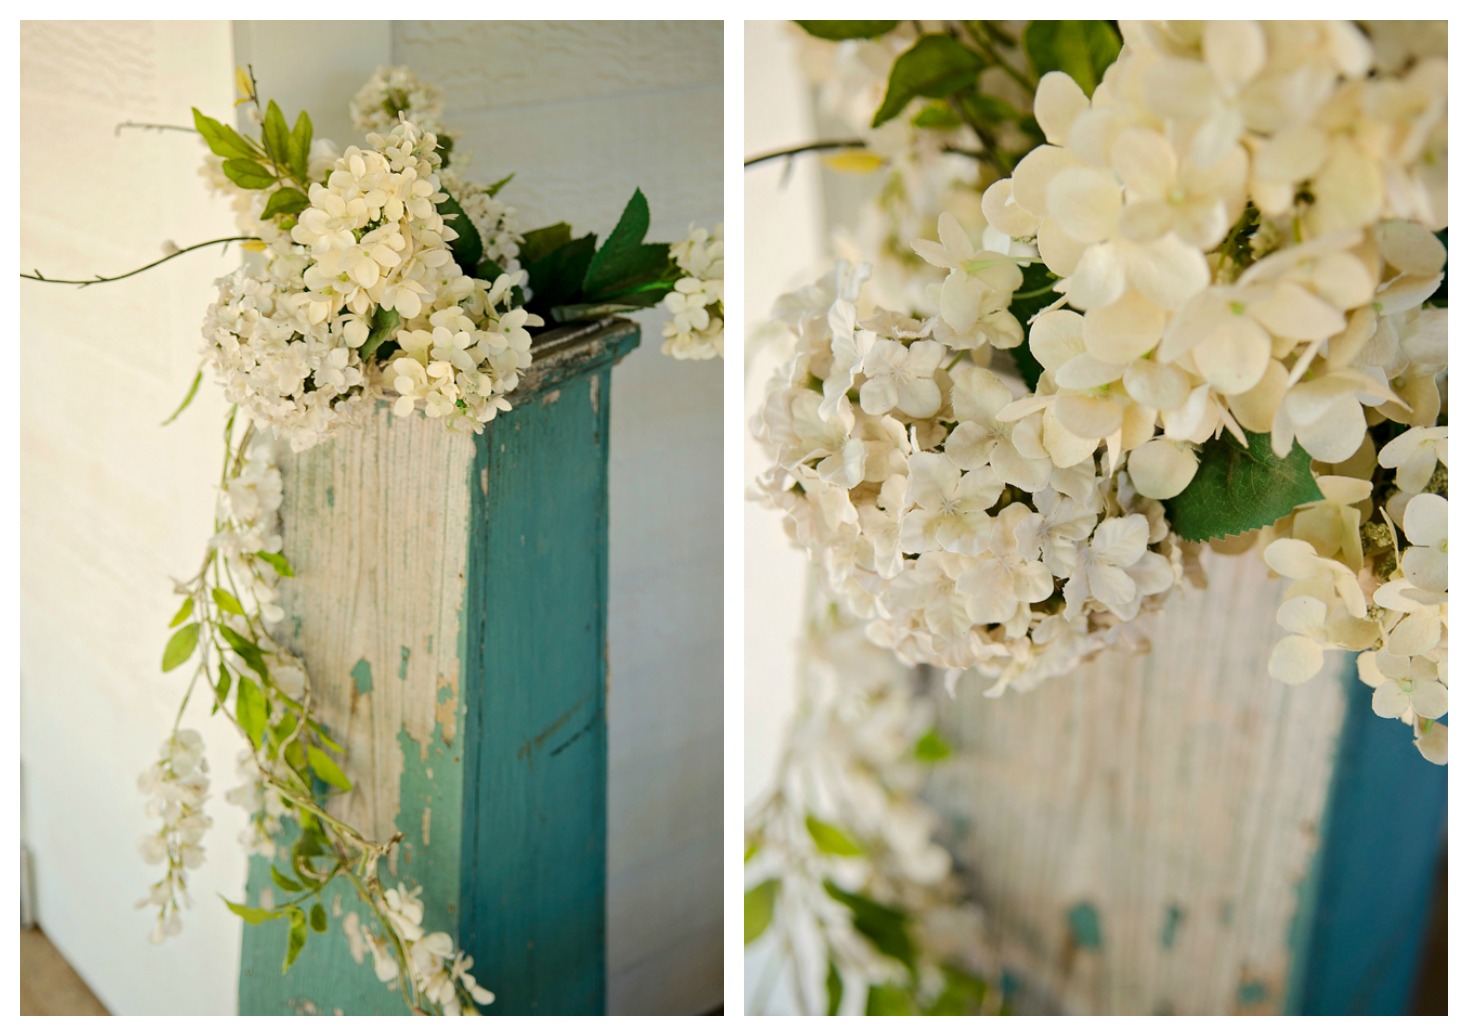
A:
21,236,261,287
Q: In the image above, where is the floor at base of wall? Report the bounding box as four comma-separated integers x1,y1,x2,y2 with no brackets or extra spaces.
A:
20,927,109,1016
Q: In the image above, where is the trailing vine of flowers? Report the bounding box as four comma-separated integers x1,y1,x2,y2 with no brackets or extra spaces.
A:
27,63,719,1015
748,18,1447,1014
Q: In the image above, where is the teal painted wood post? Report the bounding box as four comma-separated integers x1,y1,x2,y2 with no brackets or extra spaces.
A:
238,319,639,1015
1287,674,1448,1015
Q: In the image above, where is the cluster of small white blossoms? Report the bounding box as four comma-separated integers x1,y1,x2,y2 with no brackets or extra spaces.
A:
202,120,539,449
351,65,447,139
212,433,287,623
747,604,993,1011
661,223,724,360
1263,424,1448,763
978,20,1446,499
755,259,1201,693
137,730,213,944
343,885,495,1015
439,167,524,274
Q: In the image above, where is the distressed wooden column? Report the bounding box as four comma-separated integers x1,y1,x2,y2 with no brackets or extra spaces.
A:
238,318,639,1015
928,551,1446,1015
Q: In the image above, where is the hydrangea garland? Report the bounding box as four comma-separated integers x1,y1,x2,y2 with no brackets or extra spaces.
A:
26,63,720,1015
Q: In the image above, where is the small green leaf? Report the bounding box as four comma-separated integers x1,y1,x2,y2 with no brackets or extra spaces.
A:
1006,262,1061,392
256,551,296,578
222,158,276,190
744,839,761,863
796,21,901,41
356,307,401,363
237,676,268,749
219,624,270,684
211,586,246,616
214,663,232,712
287,109,313,183
872,35,985,128
309,903,328,933
806,816,866,856
307,746,353,792
161,369,203,427
957,92,1022,125
311,724,345,754
824,881,918,976
744,878,780,945
928,966,991,1015
270,865,304,893
826,958,845,1015
221,896,281,925
438,191,483,271
260,186,310,221
168,596,194,629
192,108,258,161
914,728,953,763
520,222,573,266
486,172,514,197
1164,430,1324,542
581,189,678,301
261,100,291,172
866,983,917,1015
1023,20,1122,97
911,103,964,129
524,233,598,321
283,907,308,973
162,623,200,672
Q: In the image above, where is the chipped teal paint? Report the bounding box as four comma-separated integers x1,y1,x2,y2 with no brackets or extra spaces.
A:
238,320,638,1015
350,658,373,695
1160,904,1184,950
325,486,334,509
1285,673,1447,1015
1066,902,1102,950
1238,981,1270,1006
459,323,638,1015
399,646,411,680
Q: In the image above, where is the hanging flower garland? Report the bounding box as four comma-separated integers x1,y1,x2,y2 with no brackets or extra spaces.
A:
748,19,1446,1014
28,64,720,1015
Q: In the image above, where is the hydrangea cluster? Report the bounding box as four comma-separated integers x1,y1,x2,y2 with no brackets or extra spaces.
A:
439,167,524,273
754,259,1201,694
351,65,446,139
343,885,496,1015
661,223,725,360
137,729,213,944
201,120,539,450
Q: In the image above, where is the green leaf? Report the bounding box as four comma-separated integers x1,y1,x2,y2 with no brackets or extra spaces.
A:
911,103,964,130
219,624,270,684
256,550,296,578
307,746,353,792
796,21,901,41
270,865,304,893
191,108,258,161
211,586,246,616
744,839,761,863
826,958,845,1015
309,903,328,933
237,676,268,749
283,907,308,973
872,35,985,128
262,100,291,172
161,369,203,427
1023,20,1122,97
520,222,573,266
866,983,917,1015
744,878,780,945
957,92,1022,125
213,662,232,713
168,596,194,629
221,896,281,925
824,881,918,976
438,191,483,271
581,189,678,301
806,816,866,857
287,109,313,183
162,623,200,672
928,966,990,1015
524,233,597,321
311,724,345,754
1164,430,1324,542
1006,261,1061,392
260,186,310,221
222,158,276,191
914,728,953,763
356,307,401,362
486,172,514,197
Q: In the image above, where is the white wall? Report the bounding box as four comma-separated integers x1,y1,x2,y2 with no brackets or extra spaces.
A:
389,22,724,1014
20,20,248,1015
20,19,722,1017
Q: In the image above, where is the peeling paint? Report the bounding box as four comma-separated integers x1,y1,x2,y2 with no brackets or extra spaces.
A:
541,388,561,407
1066,901,1103,950
1237,979,1270,1005
325,486,334,509
1161,904,1185,949
589,372,600,414
399,646,411,680
435,684,459,746
422,806,432,846
350,658,373,696
480,465,489,496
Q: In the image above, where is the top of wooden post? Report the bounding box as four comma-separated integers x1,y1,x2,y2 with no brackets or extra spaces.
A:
514,317,641,400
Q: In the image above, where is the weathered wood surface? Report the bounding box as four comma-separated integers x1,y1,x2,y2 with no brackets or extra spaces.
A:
930,552,1357,1015
239,319,639,1015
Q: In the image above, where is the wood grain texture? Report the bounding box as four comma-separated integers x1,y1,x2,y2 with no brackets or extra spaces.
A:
239,321,637,1015
929,552,1351,1015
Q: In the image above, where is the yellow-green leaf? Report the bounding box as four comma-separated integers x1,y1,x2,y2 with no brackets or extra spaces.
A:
162,623,200,672
212,587,246,616
237,676,268,748
745,878,780,945
168,596,194,629
806,816,866,856
872,35,985,128
307,746,353,791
